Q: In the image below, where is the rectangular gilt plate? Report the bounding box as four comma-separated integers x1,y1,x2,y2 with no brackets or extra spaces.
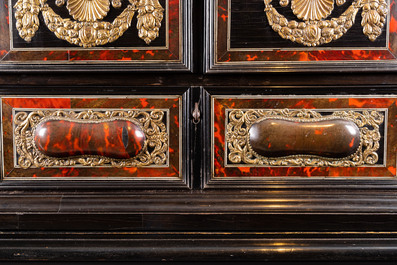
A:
210,95,397,185
0,0,191,71
1,96,184,183
205,0,397,72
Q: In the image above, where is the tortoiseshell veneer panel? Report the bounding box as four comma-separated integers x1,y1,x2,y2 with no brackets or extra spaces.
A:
212,96,397,179
0,0,183,68
208,0,397,71
1,96,182,180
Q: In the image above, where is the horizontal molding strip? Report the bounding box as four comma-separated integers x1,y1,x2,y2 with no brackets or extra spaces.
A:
0,232,397,261
1,190,397,214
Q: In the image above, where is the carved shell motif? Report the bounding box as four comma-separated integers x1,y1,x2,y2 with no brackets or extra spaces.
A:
291,0,335,21
66,0,111,22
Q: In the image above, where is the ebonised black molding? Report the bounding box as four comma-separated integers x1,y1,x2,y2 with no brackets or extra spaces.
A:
1,231,397,261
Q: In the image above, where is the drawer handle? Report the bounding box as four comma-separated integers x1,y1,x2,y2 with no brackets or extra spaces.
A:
34,119,146,159
249,119,360,159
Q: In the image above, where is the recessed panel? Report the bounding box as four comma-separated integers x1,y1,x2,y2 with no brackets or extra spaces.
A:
2,96,183,181
206,0,397,72
211,96,397,180
0,0,190,71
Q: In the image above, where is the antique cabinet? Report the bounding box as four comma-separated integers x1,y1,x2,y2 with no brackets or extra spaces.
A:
1,0,397,263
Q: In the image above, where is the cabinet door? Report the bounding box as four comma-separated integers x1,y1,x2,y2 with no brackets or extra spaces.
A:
1,91,190,188
0,0,191,71
205,0,397,72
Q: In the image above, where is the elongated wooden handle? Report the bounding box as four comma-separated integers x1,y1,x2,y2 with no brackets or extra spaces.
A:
249,119,360,158
34,120,145,159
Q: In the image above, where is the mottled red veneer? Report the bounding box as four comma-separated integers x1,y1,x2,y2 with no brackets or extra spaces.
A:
213,97,397,178
34,120,145,159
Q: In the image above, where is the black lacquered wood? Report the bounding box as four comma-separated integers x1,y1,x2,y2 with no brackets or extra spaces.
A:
0,0,397,260
230,0,387,49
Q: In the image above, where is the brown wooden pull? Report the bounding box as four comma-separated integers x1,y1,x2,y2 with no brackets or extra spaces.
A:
249,119,360,158
34,120,146,159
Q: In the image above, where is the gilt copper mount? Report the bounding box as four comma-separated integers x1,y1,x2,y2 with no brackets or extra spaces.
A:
13,109,169,168
13,0,164,47
264,0,388,46
226,109,384,167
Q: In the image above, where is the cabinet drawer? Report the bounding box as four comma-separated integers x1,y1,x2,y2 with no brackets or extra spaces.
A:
209,95,397,186
205,0,397,72
1,96,186,187
0,0,191,71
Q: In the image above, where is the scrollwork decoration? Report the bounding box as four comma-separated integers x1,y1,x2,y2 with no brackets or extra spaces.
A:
14,0,164,47
226,109,384,167
14,109,168,168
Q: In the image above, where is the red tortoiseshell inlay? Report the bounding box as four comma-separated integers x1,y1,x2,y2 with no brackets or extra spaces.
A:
34,120,145,159
216,0,397,63
2,97,181,179
249,119,361,158
0,0,181,63
213,97,397,178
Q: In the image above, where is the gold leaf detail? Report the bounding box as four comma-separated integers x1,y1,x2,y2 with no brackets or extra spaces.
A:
40,2,138,47
55,0,65,7
112,0,122,8
14,109,168,169
14,0,41,42
137,0,164,44
13,0,164,47
291,0,334,21
66,0,111,22
280,0,289,7
361,0,388,41
264,0,388,46
226,109,384,167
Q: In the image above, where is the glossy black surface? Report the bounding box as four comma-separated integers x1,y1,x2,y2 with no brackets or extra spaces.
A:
1,0,397,261
230,0,387,48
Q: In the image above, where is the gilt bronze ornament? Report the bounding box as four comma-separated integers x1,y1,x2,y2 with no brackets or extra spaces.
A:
264,0,388,46
14,0,164,47
226,109,384,167
14,109,168,168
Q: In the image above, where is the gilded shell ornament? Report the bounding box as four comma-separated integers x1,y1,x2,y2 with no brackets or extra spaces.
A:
66,0,111,22
291,0,335,21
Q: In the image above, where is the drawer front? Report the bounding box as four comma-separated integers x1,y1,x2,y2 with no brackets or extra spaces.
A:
210,95,397,186
205,0,397,72
1,96,185,185
0,0,191,71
